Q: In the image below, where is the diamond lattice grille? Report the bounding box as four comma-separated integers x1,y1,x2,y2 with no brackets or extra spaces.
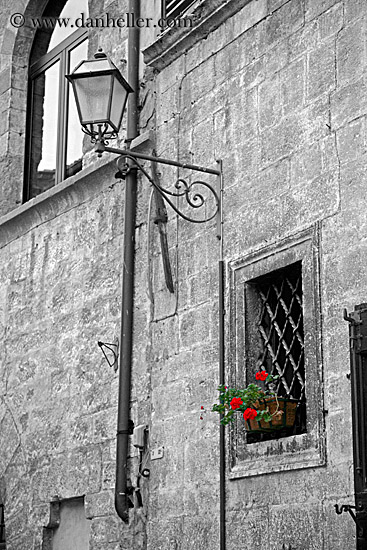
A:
257,264,305,402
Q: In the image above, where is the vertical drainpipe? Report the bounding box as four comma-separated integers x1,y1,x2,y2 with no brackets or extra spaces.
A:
115,0,140,523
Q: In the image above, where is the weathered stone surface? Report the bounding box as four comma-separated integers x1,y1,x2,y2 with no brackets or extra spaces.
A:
0,0,366,549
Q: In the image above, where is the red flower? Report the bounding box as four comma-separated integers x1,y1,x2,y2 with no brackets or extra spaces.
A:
201,406,204,410
243,408,258,421
230,397,243,410
255,370,268,381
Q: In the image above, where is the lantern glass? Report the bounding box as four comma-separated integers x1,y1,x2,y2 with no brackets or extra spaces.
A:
67,51,133,140
72,74,112,124
110,77,130,130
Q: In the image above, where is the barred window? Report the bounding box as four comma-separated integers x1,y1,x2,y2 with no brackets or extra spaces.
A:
229,227,325,478
245,261,306,444
161,0,196,19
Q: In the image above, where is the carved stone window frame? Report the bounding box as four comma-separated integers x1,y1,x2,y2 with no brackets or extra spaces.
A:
227,225,326,478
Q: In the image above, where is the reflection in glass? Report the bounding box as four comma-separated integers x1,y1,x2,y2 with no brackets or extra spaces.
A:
29,61,59,198
48,0,89,51
66,38,88,178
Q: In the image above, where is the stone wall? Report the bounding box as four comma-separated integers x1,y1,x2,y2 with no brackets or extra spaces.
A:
0,0,366,548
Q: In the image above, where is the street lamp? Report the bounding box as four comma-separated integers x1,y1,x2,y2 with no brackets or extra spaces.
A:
67,48,223,523
66,49,133,143
68,48,221,224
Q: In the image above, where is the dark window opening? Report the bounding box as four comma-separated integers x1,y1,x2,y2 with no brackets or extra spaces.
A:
245,261,306,444
0,504,6,550
161,0,196,19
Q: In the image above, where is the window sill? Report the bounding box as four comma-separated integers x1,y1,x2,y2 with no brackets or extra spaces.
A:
229,430,326,479
143,0,257,71
0,132,154,247
0,155,117,248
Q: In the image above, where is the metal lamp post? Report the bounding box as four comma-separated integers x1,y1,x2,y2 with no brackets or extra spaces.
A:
67,48,223,523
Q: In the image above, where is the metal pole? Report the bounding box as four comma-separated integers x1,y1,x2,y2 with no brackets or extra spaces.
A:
114,0,140,522
218,162,226,550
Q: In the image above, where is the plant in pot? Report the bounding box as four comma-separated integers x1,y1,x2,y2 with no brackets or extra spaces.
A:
211,370,298,432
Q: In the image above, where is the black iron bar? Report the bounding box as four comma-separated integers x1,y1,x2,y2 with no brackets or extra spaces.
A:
98,143,221,175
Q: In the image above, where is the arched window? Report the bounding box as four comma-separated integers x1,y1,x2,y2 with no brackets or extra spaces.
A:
24,0,89,200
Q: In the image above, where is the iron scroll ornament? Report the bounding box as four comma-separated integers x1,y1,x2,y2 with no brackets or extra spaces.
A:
115,154,220,224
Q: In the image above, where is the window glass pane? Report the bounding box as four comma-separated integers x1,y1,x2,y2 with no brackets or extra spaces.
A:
48,0,89,51
29,61,60,198
66,38,89,178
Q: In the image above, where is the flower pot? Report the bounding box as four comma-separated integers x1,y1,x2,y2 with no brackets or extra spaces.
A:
245,397,298,433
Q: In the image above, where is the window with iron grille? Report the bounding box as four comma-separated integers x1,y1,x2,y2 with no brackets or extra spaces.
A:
245,261,307,444
228,227,325,478
161,0,196,19
0,504,5,550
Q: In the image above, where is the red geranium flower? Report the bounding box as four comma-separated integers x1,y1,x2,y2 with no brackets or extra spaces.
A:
255,370,268,381
230,397,243,410
243,408,258,421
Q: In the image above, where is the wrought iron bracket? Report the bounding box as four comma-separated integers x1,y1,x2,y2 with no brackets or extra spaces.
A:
97,340,119,371
344,307,367,354
344,308,362,326
95,140,222,236
334,504,365,535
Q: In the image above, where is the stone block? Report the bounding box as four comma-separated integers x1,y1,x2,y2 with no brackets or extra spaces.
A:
305,0,341,22
291,140,323,185
336,18,367,88
226,508,269,549
318,3,344,41
331,76,367,130
235,25,261,69
307,40,335,100
280,57,306,114
262,0,305,47
181,56,215,106
85,491,114,519
260,114,304,166
213,39,240,86
146,519,184,550
90,515,121,544
344,0,367,24
151,315,179,362
336,117,367,165
269,503,324,548
281,170,339,233
259,73,282,130
240,56,265,89
268,0,289,11
288,19,319,61
181,516,219,549
179,302,212,350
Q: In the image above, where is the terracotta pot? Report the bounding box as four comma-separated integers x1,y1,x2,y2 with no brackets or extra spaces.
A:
245,397,298,433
